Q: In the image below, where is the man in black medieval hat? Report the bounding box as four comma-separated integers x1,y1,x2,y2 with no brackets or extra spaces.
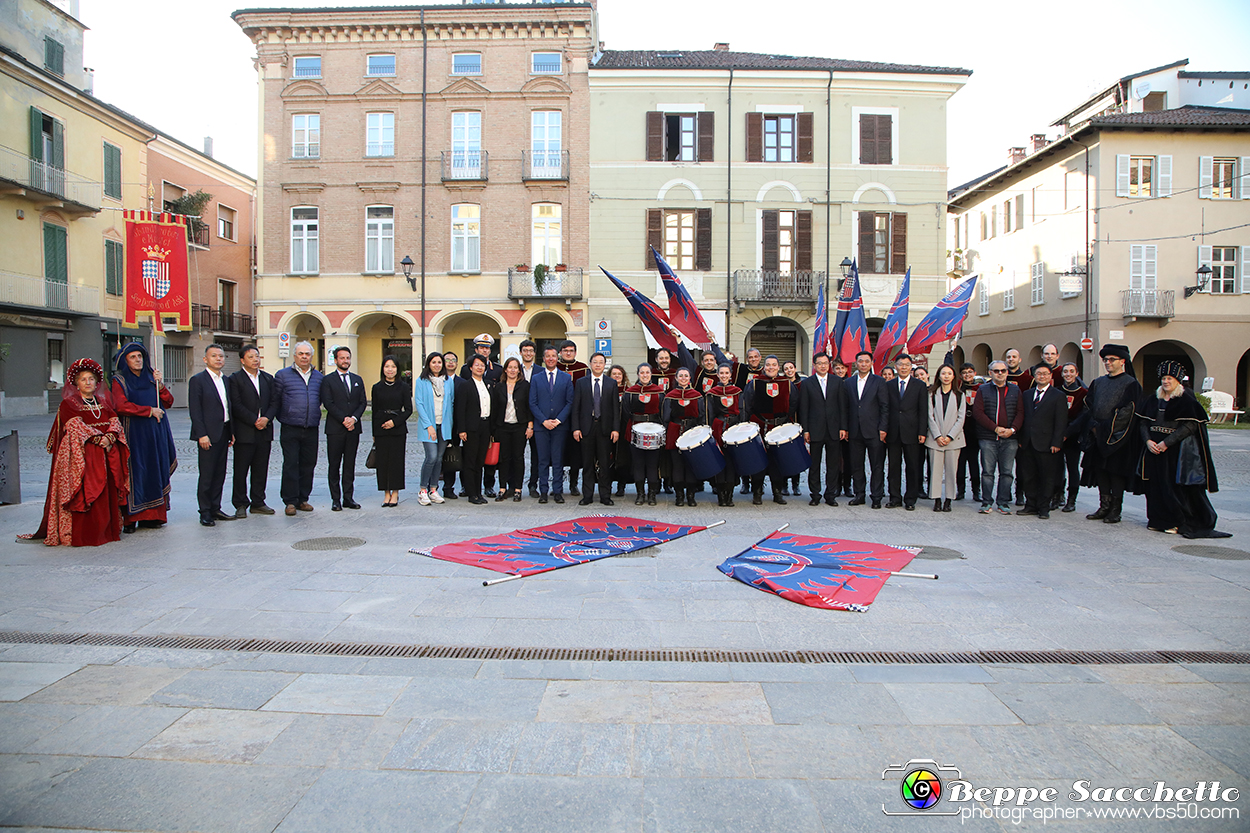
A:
1080,344,1141,524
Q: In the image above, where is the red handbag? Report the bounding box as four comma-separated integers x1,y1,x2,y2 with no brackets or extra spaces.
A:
484,441,500,466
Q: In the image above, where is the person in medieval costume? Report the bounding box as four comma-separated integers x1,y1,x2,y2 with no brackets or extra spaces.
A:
20,358,130,547
111,342,177,532
1133,361,1231,539
1080,344,1142,524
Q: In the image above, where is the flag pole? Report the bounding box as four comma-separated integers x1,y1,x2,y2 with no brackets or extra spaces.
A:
890,571,939,580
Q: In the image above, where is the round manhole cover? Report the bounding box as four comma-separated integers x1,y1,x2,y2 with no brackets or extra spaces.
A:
902,545,965,561
292,537,366,552
1172,545,1250,561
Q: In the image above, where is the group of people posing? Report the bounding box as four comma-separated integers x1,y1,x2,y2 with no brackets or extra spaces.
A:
22,335,1228,547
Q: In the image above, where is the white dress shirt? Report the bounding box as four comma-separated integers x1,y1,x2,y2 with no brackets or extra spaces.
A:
207,368,229,423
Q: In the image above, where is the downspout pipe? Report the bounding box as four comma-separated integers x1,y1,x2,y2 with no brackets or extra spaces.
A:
825,69,833,357
726,68,733,342
1071,135,1092,349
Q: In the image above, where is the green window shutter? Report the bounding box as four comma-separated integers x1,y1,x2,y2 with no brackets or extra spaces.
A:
45,38,64,75
44,223,67,283
106,239,123,295
51,119,65,170
30,106,44,162
104,143,122,198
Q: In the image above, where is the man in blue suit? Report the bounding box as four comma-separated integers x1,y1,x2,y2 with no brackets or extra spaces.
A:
528,345,574,504
846,350,889,508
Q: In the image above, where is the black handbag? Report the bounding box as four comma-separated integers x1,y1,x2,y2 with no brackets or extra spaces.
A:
441,441,462,473
365,445,377,469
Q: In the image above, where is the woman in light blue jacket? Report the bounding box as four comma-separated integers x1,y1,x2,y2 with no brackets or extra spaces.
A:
414,351,455,505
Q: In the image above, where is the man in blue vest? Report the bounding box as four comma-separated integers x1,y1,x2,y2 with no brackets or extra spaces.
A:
273,340,324,516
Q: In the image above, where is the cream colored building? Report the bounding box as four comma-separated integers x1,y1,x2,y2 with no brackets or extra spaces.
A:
587,47,969,370
233,2,597,378
950,60,1250,409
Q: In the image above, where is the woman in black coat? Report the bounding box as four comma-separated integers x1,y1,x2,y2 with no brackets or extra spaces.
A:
371,355,413,506
490,357,534,502
454,354,493,505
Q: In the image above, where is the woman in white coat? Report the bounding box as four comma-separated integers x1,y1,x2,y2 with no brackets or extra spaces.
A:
925,364,966,512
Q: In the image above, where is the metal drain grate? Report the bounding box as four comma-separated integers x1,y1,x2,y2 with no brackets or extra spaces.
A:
291,537,366,551
905,546,965,561
1172,545,1250,561
1,631,1246,665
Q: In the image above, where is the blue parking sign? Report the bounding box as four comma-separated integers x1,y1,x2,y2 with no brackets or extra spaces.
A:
595,338,612,356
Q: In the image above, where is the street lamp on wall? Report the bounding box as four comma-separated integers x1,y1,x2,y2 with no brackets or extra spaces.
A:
401,255,416,291
837,256,853,291
1184,264,1212,299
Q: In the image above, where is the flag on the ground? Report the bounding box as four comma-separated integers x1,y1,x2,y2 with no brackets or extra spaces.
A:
600,266,679,352
905,275,979,356
836,262,871,366
813,282,830,359
718,531,920,612
652,246,711,346
873,267,910,372
523,516,706,555
124,211,191,332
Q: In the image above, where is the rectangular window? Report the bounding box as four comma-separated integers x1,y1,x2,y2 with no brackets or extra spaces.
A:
44,37,64,76
365,206,394,273
1002,199,1012,234
646,208,711,271
366,112,394,157
1211,158,1236,199
1129,156,1153,197
105,239,123,296
664,210,696,271
48,336,64,386
451,111,482,175
163,345,190,383
219,280,236,317
217,205,236,241
452,53,481,75
1002,272,1015,311
292,114,320,158
366,54,395,76
646,111,713,162
858,114,892,164
979,278,990,316
1116,154,1171,198
531,52,562,74
1030,261,1044,306
762,209,813,274
856,212,907,274
103,142,122,200
293,56,321,78
530,110,562,177
291,207,318,274
979,212,987,241
763,115,795,163
451,204,480,272
531,203,561,268
667,113,696,162
1210,247,1237,294
1015,193,1025,229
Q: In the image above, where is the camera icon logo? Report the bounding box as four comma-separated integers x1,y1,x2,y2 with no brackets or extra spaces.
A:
882,759,962,816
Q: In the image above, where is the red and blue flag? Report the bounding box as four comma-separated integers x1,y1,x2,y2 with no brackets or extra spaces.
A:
905,275,979,356
873,267,910,372
813,282,830,359
836,261,871,366
600,266,679,352
652,246,711,345
718,531,920,612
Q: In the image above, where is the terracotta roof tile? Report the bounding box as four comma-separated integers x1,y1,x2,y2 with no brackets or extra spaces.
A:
1091,105,1250,127
593,50,970,76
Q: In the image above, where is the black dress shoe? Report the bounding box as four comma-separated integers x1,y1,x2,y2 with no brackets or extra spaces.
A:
233,507,248,520
539,494,549,504
886,501,902,509
331,502,343,511
601,498,615,506
848,497,865,506
779,485,790,496
1037,510,1050,519
904,504,915,511
578,497,594,506
739,483,750,495
343,500,361,509
569,485,581,497
871,500,882,509
752,493,763,505
1062,501,1077,513
1016,506,1038,516
470,496,489,505
809,497,822,506
772,494,787,505
200,518,215,527
212,510,237,521
826,497,839,507
123,523,138,534
553,494,565,504
529,486,540,498
513,492,523,502
250,504,276,515
444,490,458,499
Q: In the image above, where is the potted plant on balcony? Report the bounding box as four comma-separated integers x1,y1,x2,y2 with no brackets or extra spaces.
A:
533,263,549,294
515,263,529,272
554,263,567,272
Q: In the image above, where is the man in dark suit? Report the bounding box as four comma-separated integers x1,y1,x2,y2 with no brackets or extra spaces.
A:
886,353,929,510
528,345,574,504
571,351,621,506
1016,364,1068,520
845,350,889,508
320,345,366,511
228,345,278,517
799,352,849,507
188,344,235,527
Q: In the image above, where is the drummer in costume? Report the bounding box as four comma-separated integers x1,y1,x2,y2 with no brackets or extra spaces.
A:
706,363,744,507
782,360,805,495
624,363,665,505
662,367,706,506
609,365,632,497
1081,344,1142,524
556,340,589,497
744,355,797,504
733,348,765,493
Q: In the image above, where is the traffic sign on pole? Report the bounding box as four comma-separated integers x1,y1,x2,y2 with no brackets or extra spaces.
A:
1080,338,1094,351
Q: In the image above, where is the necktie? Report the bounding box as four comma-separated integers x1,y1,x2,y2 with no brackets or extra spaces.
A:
900,379,905,397
1035,389,1042,404
593,377,601,418
342,373,350,391
549,371,555,390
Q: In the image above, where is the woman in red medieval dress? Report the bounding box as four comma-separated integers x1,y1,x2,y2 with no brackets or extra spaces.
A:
19,358,130,547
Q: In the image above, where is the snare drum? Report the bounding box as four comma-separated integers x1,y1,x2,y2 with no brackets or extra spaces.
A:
675,425,725,480
765,423,811,478
631,422,665,450
722,422,768,477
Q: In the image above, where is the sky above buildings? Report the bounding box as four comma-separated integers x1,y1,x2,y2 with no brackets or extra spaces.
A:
78,0,1250,187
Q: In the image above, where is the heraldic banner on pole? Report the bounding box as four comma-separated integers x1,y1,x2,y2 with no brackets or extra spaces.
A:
123,210,191,332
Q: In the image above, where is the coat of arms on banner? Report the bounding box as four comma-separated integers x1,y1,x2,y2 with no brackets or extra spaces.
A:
141,245,171,300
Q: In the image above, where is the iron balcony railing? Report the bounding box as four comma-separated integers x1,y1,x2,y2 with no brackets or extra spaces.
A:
441,150,488,181
189,223,210,248
1121,289,1175,319
0,145,101,211
192,304,256,335
733,270,824,303
522,149,569,180
0,270,99,314
507,267,583,300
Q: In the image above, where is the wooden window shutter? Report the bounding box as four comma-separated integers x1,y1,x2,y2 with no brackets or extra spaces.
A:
797,113,814,163
1241,158,1250,200
890,212,907,274
1241,245,1250,294
876,115,892,164
646,209,662,268
1116,154,1130,197
761,210,779,271
859,115,875,164
1157,155,1172,197
697,111,714,162
857,212,874,270
51,119,64,170
29,106,43,162
646,112,664,161
795,211,813,271
696,208,712,271
746,113,763,163
1198,156,1213,199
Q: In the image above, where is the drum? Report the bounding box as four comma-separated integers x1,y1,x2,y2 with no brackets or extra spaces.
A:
631,422,664,450
765,423,811,478
722,422,768,477
675,425,725,480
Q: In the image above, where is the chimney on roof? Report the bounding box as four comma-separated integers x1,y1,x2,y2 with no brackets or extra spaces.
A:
598,41,604,51
713,42,729,52
83,67,93,95
1030,133,1049,153
1008,146,1027,166
204,137,214,158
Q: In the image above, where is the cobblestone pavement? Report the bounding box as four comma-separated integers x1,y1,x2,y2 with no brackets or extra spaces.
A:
0,410,1246,831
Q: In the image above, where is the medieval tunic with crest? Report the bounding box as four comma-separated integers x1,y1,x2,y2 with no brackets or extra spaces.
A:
705,385,744,443
623,383,665,431
746,374,797,433
662,387,705,449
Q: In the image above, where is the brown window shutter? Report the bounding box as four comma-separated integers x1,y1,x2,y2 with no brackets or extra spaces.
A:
859,114,876,164
646,209,662,268
761,210,779,271
890,212,907,274
696,208,712,271
646,112,664,162
795,211,813,271
857,212,875,271
797,113,814,163
877,115,892,165
746,113,763,163
697,112,714,162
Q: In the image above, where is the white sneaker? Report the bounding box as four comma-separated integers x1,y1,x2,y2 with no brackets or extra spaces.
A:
417,489,431,506
429,489,444,504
